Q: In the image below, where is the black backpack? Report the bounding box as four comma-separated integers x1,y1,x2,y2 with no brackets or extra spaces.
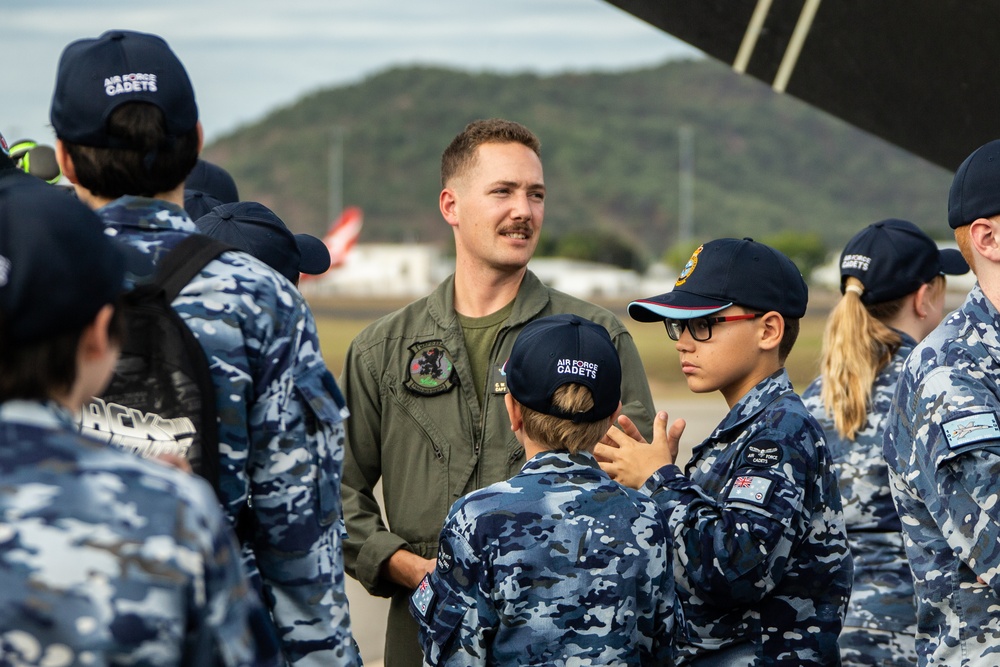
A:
79,234,234,498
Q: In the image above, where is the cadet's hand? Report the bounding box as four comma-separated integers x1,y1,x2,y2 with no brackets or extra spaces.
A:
600,414,647,446
155,453,194,474
383,549,437,590
595,410,685,490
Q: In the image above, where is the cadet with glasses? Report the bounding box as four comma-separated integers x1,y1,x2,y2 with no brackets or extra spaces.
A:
596,237,851,666
662,313,764,342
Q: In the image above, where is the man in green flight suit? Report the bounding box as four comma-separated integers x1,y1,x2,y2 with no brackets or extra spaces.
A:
339,118,656,666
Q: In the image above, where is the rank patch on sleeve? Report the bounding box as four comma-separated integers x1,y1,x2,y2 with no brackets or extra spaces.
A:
411,574,436,620
942,412,1000,450
726,475,774,507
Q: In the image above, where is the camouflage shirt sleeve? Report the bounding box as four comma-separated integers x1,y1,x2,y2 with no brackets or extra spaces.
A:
643,428,810,607
907,365,1000,590
411,511,496,666
246,297,359,665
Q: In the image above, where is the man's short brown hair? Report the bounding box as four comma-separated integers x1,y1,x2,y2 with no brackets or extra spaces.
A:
440,118,540,187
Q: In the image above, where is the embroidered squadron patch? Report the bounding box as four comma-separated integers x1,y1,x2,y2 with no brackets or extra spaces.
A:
741,442,782,468
942,412,1000,450
675,244,704,286
726,475,775,507
405,341,456,396
411,574,436,620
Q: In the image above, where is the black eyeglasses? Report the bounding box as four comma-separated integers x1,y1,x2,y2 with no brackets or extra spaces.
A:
663,313,763,342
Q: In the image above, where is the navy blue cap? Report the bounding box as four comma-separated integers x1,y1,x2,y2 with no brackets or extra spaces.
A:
184,189,223,220
840,219,969,304
949,139,1000,229
0,182,126,343
195,201,331,284
50,30,198,148
629,237,808,322
506,314,621,423
186,160,239,204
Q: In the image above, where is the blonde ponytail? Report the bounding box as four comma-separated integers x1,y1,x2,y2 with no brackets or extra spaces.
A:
819,276,902,440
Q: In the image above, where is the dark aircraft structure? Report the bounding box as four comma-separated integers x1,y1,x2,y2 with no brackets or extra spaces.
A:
604,0,999,171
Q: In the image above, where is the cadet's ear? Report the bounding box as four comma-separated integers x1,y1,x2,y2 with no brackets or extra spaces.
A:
78,304,115,362
912,282,932,320
758,311,784,352
969,217,1000,263
505,392,523,432
55,140,77,184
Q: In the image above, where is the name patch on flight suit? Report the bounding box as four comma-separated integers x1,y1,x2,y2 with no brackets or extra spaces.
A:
492,359,509,395
942,412,1000,450
726,475,775,507
405,341,457,396
411,575,437,620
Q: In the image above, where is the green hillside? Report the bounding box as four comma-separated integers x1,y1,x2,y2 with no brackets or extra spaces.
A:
203,59,952,266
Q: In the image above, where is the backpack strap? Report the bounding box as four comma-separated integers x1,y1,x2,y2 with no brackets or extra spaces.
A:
155,234,236,301
150,233,257,539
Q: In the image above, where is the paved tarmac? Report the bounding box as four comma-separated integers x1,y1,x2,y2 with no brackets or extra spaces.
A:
345,394,730,666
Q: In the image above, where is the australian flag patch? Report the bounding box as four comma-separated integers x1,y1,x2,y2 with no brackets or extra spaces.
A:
411,574,436,620
726,475,774,507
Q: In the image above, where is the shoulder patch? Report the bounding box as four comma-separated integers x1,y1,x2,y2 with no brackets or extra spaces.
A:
740,442,782,468
726,475,775,507
942,413,1000,450
436,539,454,574
411,574,436,620
405,341,457,396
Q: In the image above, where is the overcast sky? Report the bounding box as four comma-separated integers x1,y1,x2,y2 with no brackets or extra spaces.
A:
3,0,701,147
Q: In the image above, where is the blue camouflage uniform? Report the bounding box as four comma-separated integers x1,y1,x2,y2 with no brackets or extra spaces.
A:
883,285,1000,666
95,196,360,667
802,331,917,666
0,400,277,666
803,335,918,666
643,369,851,665
410,450,675,666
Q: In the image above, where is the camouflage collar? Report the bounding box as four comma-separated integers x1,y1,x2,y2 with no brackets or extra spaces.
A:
520,449,603,476
715,369,794,435
98,195,197,233
0,399,77,431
